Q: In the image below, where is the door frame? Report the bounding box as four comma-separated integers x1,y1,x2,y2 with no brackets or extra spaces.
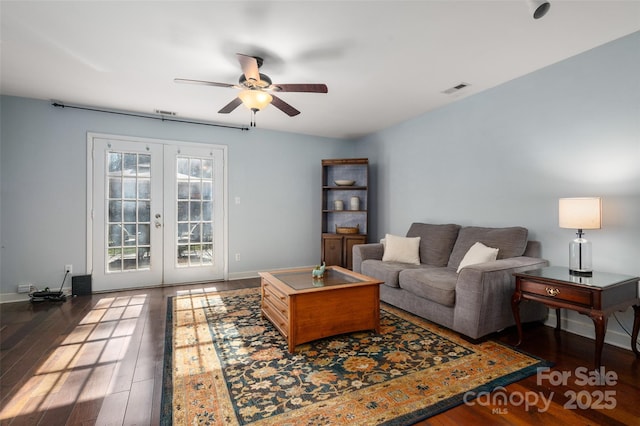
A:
86,132,229,288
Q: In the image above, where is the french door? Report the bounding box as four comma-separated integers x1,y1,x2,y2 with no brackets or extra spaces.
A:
88,134,227,292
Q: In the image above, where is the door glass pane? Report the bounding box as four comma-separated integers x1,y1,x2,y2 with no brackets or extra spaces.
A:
190,201,201,221
108,224,122,247
202,159,213,179
202,181,212,200
138,224,150,245
138,201,150,222
108,152,122,174
177,157,188,177
138,154,151,177
123,178,137,198
138,178,150,199
176,155,214,267
106,151,152,272
123,201,137,222
177,182,189,199
177,201,188,221
189,158,202,178
109,178,122,198
109,200,122,222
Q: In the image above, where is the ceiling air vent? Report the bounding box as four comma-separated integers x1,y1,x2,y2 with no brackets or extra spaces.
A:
442,83,470,95
155,109,176,116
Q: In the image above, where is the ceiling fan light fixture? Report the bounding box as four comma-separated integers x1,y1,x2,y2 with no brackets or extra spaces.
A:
238,89,272,111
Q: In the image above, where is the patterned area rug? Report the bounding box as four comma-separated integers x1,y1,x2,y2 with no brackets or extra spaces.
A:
161,287,550,425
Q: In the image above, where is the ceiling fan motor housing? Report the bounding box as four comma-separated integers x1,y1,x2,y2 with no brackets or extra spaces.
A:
239,73,272,88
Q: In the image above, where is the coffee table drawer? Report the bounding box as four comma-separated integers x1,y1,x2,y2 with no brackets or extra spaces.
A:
520,279,592,306
262,299,289,338
263,282,289,315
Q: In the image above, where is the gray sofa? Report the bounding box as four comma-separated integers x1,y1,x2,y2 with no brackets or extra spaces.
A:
353,223,548,340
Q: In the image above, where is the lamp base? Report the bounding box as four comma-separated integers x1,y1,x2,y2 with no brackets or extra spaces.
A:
569,236,592,277
569,269,593,277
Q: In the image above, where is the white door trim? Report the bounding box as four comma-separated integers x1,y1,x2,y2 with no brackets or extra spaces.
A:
86,132,229,287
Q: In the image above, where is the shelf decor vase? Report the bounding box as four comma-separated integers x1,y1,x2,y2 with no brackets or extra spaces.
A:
350,196,360,211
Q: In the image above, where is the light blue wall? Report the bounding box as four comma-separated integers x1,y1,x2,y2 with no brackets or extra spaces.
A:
355,31,640,348
1,31,638,349
0,96,354,295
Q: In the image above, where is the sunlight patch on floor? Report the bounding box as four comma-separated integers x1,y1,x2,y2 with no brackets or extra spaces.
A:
0,294,147,420
172,292,231,380
176,286,219,296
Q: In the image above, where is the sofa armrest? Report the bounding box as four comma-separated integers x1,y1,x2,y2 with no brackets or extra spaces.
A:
352,243,384,273
452,256,549,339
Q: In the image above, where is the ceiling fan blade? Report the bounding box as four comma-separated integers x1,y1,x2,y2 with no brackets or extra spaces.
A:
270,95,301,117
218,97,243,114
236,53,260,82
273,84,328,93
174,78,235,88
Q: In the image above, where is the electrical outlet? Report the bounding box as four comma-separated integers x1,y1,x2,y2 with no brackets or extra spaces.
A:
18,284,31,293
235,253,240,262
65,264,73,274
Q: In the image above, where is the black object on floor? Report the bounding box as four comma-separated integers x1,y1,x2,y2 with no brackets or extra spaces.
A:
30,271,68,303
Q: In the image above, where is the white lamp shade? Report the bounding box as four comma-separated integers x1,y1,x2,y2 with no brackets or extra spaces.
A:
238,90,272,111
558,197,602,230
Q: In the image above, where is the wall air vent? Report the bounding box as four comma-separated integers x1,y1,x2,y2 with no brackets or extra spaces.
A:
155,109,177,116
442,82,470,95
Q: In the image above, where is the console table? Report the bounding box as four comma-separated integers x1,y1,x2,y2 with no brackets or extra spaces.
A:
512,266,640,369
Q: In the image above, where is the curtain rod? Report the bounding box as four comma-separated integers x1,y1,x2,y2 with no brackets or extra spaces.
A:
51,102,250,131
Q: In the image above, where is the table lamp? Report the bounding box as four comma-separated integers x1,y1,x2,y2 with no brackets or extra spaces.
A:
558,197,601,276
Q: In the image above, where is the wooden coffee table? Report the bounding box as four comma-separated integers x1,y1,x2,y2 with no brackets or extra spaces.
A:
259,265,383,353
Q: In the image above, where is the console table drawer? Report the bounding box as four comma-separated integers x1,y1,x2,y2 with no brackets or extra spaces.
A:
520,280,592,306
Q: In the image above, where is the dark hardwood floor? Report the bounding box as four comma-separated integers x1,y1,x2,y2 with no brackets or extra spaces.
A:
1,279,638,425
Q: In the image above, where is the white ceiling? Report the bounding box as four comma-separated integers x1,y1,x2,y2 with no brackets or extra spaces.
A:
1,1,639,140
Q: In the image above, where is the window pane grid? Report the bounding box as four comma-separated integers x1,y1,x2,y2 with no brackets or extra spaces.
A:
106,151,151,273
177,156,214,267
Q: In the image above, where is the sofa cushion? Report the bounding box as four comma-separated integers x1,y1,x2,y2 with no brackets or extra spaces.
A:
382,234,421,264
447,226,529,270
398,268,458,307
361,260,426,288
456,241,499,273
406,223,461,267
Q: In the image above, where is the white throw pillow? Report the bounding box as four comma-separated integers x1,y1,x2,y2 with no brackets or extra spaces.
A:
457,241,499,273
382,234,421,265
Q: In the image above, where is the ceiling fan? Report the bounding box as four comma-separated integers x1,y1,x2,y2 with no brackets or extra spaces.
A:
175,53,328,126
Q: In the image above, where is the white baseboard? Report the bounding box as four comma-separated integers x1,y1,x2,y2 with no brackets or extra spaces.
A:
545,310,637,351
0,268,304,303
228,271,260,280
228,265,315,281
0,287,72,304
0,292,31,304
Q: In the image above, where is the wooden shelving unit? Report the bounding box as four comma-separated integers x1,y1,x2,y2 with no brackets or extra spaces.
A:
321,158,368,269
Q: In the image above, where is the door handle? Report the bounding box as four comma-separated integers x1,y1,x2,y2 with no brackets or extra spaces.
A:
155,220,162,228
